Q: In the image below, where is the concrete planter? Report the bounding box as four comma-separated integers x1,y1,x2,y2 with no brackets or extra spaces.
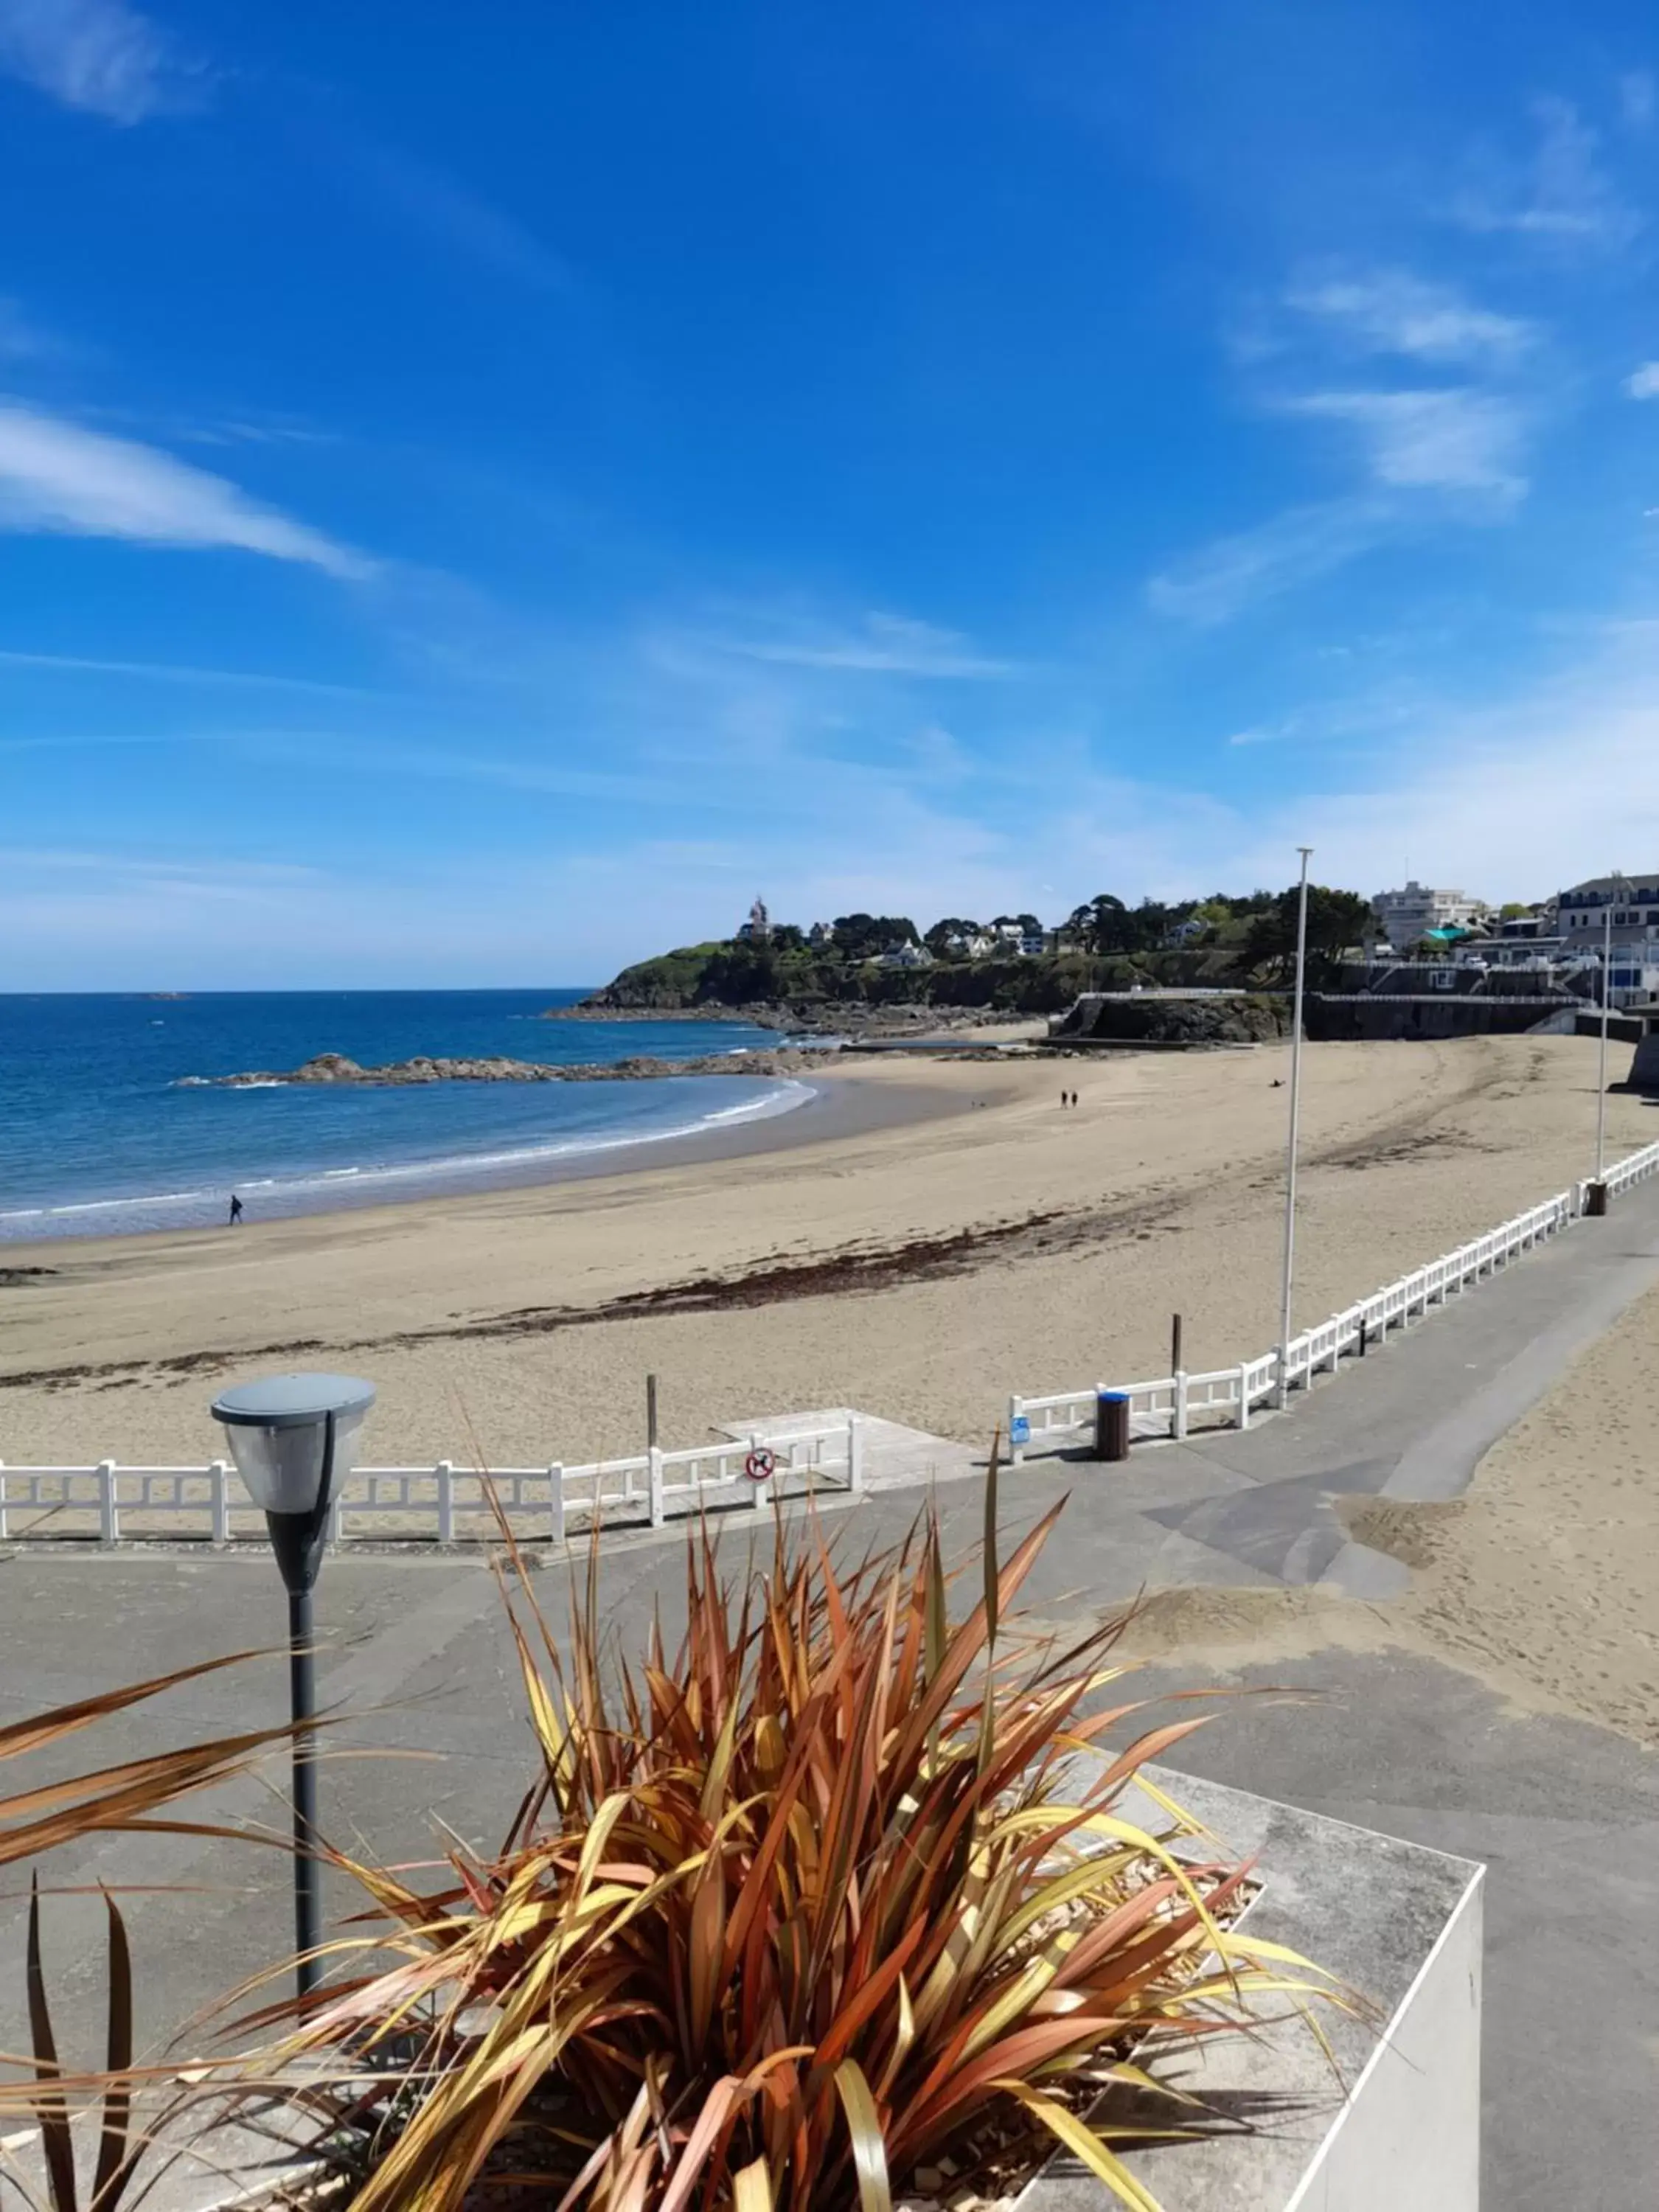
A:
1023,1767,1483,2212
31,1773,1480,2212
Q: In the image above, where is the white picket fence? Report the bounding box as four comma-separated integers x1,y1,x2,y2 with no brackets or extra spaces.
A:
0,1417,863,1548
1007,1135,1659,1463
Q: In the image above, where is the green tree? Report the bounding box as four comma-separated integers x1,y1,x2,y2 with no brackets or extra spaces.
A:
1243,883,1373,981
831,913,919,960
924,917,984,956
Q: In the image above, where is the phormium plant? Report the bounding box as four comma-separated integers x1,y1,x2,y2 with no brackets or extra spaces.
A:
277,1470,1339,2211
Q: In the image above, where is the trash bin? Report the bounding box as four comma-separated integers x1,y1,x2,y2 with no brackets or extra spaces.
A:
1585,1180,1610,1217
1096,1389,1130,1463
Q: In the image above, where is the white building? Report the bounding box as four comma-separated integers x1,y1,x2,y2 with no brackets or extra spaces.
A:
875,942,933,970
1371,881,1489,949
1556,872,1659,1005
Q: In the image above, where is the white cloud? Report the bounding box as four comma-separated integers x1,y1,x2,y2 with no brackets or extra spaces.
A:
0,403,372,577
1147,499,1394,626
1626,363,1659,399
352,140,571,293
1284,268,1534,363
0,0,198,123
0,646,380,696
1285,389,1528,498
711,611,1016,678
1453,98,1641,252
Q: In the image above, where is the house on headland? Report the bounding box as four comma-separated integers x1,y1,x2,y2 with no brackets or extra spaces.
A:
737,897,773,944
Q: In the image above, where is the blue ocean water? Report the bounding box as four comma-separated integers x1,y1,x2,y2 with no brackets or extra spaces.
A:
0,991,803,1242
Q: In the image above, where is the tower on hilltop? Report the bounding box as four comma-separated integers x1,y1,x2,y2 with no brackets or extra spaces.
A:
739,895,773,943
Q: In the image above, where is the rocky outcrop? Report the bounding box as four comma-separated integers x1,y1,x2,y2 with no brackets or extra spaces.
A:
198,1049,833,1089
1051,995,1291,1046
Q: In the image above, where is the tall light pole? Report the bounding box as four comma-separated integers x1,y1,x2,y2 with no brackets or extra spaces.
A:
1595,871,1628,1189
212,1372,375,2003
1277,848,1314,1408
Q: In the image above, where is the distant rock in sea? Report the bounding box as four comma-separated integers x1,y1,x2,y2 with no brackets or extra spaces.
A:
192,1048,834,1089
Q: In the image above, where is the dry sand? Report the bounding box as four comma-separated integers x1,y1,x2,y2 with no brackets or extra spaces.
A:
1337,1278,1659,1745
1108,1267,1659,1750
2,1034,1650,1480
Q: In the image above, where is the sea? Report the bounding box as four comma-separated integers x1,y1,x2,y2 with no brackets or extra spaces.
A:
0,990,807,1242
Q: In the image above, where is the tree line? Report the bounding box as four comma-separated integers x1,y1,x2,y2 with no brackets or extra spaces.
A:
786,885,1376,975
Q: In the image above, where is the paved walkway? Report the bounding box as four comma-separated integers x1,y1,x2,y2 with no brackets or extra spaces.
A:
6,1172,1659,2205
1023,1163,1659,1601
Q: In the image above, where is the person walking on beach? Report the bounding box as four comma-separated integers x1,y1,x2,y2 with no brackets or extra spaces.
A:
228,1193,244,1226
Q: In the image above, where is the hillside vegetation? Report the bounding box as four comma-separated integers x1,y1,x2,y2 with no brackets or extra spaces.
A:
584,941,1242,1015
581,885,1374,1015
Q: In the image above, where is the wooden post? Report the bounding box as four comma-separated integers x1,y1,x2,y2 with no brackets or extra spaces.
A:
1170,1312,1183,1379
648,1447,665,1527
210,1459,230,1544
549,1463,565,1547
647,1373,659,1450
437,1460,456,1545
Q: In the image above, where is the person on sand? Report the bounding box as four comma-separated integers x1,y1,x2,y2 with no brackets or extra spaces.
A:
228,1194,244,1226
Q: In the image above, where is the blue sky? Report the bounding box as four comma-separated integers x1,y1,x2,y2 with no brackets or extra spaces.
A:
7,1,1659,986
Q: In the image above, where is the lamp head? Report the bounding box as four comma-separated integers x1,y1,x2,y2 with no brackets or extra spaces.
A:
212,1374,375,1590
211,1372,375,1511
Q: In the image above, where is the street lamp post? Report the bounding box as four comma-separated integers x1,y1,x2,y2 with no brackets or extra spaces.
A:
1277,848,1314,1409
211,1372,376,2002
1583,870,1632,1214
1597,891,1613,1187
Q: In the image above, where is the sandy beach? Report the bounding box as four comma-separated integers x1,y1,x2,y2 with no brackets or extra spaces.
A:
1343,1276,1659,1745
3,1032,1652,1475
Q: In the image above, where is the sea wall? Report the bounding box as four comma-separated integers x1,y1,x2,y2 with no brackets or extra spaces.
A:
1304,996,1578,1042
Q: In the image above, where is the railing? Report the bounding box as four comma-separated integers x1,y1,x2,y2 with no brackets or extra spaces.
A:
1007,1138,1659,1462
0,1418,864,1548
15,1133,1659,1538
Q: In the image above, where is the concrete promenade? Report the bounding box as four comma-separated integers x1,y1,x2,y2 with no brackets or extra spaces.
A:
5,1171,1659,2207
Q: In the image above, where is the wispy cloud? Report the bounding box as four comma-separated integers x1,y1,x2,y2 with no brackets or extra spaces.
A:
709,611,1017,678
0,646,380,697
1452,97,1641,252
352,139,571,293
0,403,372,577
1621,72,1655,130
1284,389,1528,499
1147,499,1394,626
1625,363,1659,400
0,296,67,362
1284,266,1535,363
0,0,201,124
